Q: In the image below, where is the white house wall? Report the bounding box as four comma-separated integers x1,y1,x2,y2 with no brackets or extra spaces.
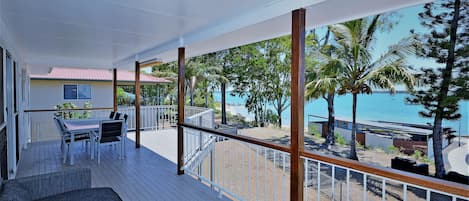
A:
0,9,29,179
30,80,113,109
18,68,30,150
29,80,113,142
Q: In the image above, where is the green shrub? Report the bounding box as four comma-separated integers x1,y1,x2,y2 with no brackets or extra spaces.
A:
422,156,432,164
308,124,321,137
55,101,92,119
412,150,423,161
356,141,366,149
387,145,400,155
335,132,346,146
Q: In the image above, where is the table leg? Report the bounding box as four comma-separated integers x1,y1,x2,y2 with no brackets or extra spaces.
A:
90,132,95,160
70,133,75,165
124,132,127,157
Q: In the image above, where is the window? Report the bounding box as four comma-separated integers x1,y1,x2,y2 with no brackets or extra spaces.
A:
64,84,91,100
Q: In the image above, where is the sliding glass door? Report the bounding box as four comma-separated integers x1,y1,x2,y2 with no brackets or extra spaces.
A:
0,47,7,180
5,51,17,179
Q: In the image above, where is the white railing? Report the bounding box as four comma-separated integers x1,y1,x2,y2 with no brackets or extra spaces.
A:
183,129,291,201
117,105,178,130
29,105,213,142
118,105,211,131
29,109,113,142
181,125,469,201
302,156,469,201
183,108,215,167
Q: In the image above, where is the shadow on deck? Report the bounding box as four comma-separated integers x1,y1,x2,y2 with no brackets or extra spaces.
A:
17,129,230,201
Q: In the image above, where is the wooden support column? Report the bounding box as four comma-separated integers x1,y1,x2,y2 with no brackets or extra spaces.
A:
112,68,117,112
135,61,141,148
290,8,306,201
177,47,185,175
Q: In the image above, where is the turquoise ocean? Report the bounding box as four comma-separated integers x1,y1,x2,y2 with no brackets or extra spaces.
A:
213,92,469,135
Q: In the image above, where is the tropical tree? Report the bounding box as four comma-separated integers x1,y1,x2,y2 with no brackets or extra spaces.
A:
229,37,291,128
407,0,468,178
229,43,270,126
188,54,228,107
305,29,342,147
152,62,178,104
214,49,236,124
330,15,416,160
155,56,226,107
263,36,291,128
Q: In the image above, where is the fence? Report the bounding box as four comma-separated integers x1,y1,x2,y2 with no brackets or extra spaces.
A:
180,123,469,201
183,126,291,201
28,105,213,142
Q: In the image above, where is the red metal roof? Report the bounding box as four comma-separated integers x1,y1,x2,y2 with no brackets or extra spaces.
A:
30,67,171,83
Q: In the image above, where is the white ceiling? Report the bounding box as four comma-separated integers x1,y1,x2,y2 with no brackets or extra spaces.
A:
0,0,430,70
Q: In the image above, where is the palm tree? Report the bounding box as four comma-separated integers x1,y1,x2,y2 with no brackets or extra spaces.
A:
152,62,178,104
305,57,343,147
215,50,232,124
305,29,343,147
329,15,416,160
153,55,228,108
185,55,227,107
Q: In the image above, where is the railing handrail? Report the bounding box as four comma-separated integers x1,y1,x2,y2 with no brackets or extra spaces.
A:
24,105,198,112
186,108,213,120
181,122,468,198
180,123,291,153
300,150,469,198
117,105,176,108
24,107,113,112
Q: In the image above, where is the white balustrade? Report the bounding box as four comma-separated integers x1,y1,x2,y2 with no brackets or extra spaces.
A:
302,157,469,201
183,130,291,201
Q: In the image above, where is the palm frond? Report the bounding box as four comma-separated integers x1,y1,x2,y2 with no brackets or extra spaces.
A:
360,59,416,91
367,36,416,72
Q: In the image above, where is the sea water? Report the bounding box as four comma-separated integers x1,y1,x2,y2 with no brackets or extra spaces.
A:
213,92,469,135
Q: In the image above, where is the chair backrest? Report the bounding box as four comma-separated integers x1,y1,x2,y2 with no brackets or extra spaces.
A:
53,117,68,135
109,111,116,119
53,117,63,134
99,120,124,140
123,114,128,122
114,112,121,120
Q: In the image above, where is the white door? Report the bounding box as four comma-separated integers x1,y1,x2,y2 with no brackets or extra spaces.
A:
5,52,16,179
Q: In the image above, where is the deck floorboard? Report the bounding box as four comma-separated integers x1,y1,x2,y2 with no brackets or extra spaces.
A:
17,130,228,201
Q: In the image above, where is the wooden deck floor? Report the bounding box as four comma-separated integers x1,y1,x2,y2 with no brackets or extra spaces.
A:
17,129,230,201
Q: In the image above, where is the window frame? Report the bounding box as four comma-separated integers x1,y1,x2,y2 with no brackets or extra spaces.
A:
63,84,92,100
0,46,4,126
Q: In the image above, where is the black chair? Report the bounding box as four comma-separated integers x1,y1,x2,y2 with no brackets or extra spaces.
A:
95,120,124,164
412,163,429,176
391,157,416,171
53,117,91,164
444,171,469,185
109,111,115,119
114,112,121,120
391,157,429,176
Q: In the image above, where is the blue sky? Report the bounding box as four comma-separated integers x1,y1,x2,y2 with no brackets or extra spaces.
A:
373,4,442,72
317,3,444,91
308,3,439,91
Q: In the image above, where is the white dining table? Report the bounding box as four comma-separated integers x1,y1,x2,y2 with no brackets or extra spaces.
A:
63,118,102,165
63,118,127,165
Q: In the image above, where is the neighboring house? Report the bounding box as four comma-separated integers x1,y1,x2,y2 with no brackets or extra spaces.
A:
29,67,170,109
29,67,170,141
